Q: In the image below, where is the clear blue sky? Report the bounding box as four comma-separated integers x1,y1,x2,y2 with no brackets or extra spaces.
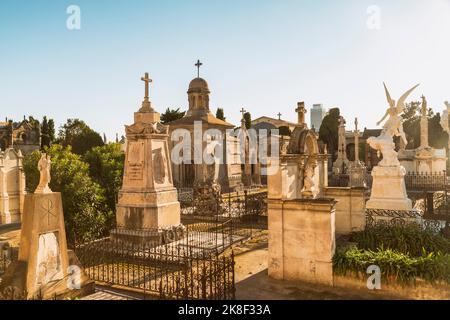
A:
1,0,449,140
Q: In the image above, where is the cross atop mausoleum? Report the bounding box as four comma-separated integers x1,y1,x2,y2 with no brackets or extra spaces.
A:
195,59,203,78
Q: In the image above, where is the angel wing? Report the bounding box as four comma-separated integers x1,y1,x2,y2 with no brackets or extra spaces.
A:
383,82,395,108
396,84,420,114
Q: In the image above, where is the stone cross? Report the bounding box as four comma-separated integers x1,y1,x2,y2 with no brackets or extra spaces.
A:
240,108,247,128
277,112,282,120
295,102,306,125
195,59,203,78
141,72,152,100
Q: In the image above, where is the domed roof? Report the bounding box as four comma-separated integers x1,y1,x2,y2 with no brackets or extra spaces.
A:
188,77,209,90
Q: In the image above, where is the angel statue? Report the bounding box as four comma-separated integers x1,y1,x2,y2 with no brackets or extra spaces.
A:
367,83,419,167
35,153,52,194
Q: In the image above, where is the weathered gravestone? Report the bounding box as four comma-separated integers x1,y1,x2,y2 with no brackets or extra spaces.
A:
112,73,183,245
0,154,93,299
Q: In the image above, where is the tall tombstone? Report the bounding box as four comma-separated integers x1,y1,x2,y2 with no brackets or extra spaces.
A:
113,73,182,245
268,104,336,285
348,118,367,188
0,148,26,225
0,154,93,299
332,116,350,175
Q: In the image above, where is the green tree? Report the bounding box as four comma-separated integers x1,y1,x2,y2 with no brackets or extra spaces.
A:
84,143,125,213
216,108,226,121
56,119,104,155
41,116,56,149
243,112,252,129
319,108,340,160
23,145,113,245
160,108,185,124
402,102,447,149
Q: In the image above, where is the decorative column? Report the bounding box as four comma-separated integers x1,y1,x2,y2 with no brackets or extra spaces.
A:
17,150,26,220
295,102,307,126
354,118,360,162
420,95,429,149
349,118,367,188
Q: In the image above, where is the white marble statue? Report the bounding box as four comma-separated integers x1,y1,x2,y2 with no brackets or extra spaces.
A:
35,153,52,194
367,83,419,167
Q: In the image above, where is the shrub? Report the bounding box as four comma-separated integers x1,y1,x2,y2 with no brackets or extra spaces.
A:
333,247,450,285
23,145,114,245
350,224,450,257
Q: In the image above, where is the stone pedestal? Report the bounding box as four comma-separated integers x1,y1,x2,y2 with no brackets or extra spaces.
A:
366,166,412,211
0,193,93,299
115,106,182,246
268,198,337,286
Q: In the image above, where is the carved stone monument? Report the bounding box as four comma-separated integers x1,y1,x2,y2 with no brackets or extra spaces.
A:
332,116,350,175
366,83,419,211
112,73,183,245
0,156,93,299
348,118,367,188
398,96,447,173
0,148,26,225
268,104,335,285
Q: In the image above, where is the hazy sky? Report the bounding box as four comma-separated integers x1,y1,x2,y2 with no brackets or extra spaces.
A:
1,0,449,140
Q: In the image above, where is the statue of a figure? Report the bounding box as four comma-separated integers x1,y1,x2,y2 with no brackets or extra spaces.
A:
35,153,52,194
301,158,318,199
421,95,428,117
367,83,419,166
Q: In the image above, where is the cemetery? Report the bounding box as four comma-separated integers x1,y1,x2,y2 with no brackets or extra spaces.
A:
0,69,449,301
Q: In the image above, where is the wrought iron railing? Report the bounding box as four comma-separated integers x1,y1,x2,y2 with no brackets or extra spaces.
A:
365,208,448,234
405,171,447,192
178,190,268,241
74,238,236,300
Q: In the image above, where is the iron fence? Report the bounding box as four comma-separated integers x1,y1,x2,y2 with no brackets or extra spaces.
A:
405,171,447,192
178,189,268,241
365,208,449,235
328,174,350,187
74,238,235,300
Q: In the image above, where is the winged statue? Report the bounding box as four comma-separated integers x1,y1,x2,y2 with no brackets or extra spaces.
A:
367,83,419,166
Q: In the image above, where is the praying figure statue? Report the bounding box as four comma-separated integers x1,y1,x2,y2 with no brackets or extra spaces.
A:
367,83,419,167
35,153,52,194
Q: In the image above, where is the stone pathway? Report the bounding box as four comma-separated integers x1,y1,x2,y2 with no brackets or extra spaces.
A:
81,287,141,300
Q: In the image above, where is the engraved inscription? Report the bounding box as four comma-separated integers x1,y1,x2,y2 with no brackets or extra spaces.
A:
127,141,144,180
40,199,57,227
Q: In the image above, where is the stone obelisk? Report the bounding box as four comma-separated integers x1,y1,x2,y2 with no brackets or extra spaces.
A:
113,73,182,246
